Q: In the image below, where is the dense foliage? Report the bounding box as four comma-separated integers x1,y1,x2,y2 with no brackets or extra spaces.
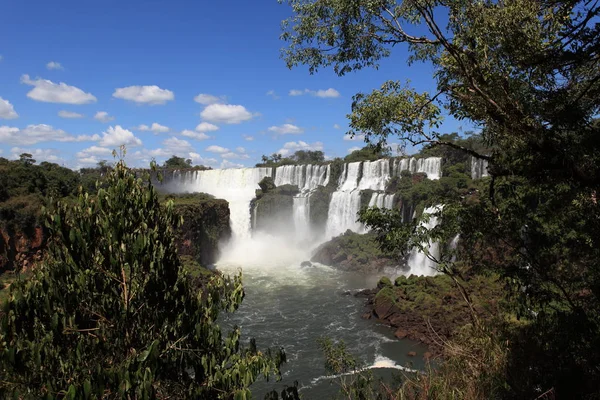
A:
256,150,325,167
281,0,600,397
0,159,284,398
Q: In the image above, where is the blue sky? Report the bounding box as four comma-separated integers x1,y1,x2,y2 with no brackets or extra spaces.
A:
0,0,463,169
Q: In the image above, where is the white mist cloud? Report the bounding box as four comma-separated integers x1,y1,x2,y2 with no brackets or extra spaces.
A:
268,124,303,135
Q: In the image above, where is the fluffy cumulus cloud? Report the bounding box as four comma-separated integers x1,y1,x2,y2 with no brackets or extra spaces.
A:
343,133,365,141
220,160,244,169
181,130,210,141
347,146,361,153
130,137,219,167
0,124,99,145
200,104,253,124
268,124,304,135
195,122,219,132
76,146,113,165
194,93,225,105
21,74,97,104
58,110,84,119
205,145,229,154
242,134,254,141
46,61,64,70
277,140,324,156
94,111,115,123
136,122,169,133
11,147,63,163
98,125,142,147
288,88,340,98
0,97,18,119
113,85,174,105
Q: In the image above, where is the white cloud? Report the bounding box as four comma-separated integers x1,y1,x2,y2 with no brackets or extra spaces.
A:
235,146,246,153
194,93,225,105
135,123,170,133
0,97,18,119
162,137,193,153
76,146,113,165
0,124,99,145
46,61,64,70
181,130,210,140
347,146,361,153
113,85,174,105
195,122,219,132
205,145,230,154
221,152,249,160
21,74,97,104
266,90,280,100
98,125,142,147
277,140,324,156
343,133,365,141
201,104,253,124
58,110,84,119
333,124,341,129
242,134,255,141
268,124,304,135
10,147,63,163
314,88,340,98
94,111,115,123
0,55,3,62
288,88,340,98
220,160,244,169
189,152,218,166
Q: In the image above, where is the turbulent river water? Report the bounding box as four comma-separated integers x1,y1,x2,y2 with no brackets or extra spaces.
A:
217,240,428,398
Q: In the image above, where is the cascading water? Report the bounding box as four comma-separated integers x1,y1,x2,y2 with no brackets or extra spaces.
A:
325,162,363,238
407,205,442,276
165,167,272,240
368,193,395,209
274,164,330,242
358,159,390,191
391,157,442,180
471,157,489,179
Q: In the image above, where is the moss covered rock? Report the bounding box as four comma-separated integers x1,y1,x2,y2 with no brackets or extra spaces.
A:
166,193,232,266
311,231,400,272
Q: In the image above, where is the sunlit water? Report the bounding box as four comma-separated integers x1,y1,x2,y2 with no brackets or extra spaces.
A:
217,252,428,398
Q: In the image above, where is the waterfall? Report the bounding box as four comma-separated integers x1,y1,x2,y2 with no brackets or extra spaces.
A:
165,167,272,239
368,193,395,209
407,206,442,276
325,162,363,238
471,157,489,179
391,157,442,180
293,195,311,242
325,191,364,238
358,159,390,190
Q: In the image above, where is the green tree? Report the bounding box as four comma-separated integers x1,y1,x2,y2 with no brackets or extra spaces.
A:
344,145,391,162
0,157,284,398
19,153,36,166
163,155,192,169
290,150,325,164
281,0,600,397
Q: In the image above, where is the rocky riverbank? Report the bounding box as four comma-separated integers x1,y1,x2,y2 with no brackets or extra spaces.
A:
357,273,503,355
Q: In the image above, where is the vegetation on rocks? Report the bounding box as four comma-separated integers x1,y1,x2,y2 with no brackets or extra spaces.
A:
163,193,232,266
311,231,398,273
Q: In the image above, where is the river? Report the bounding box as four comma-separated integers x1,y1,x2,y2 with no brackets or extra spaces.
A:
217,252,428,398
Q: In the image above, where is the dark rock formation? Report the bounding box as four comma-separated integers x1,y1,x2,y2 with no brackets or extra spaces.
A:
170,194,232,266
251,184,299,235
311,231,400,273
